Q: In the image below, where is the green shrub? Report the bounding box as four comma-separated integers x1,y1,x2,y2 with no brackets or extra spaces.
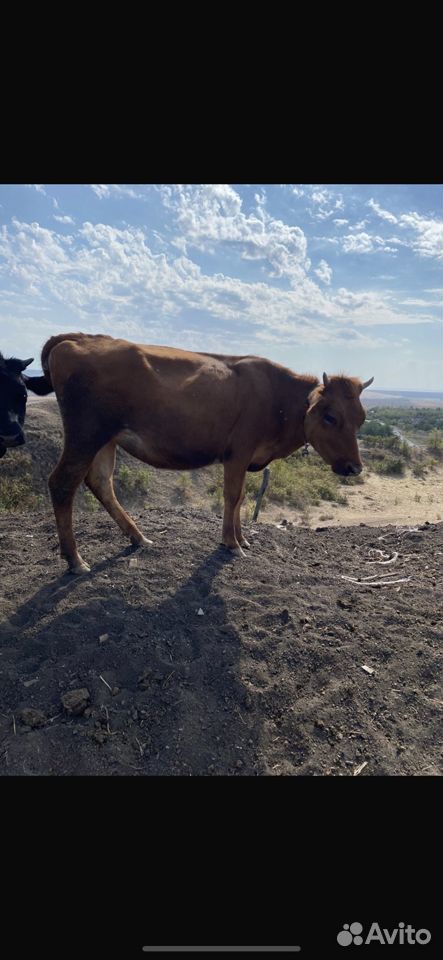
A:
427,430,443,458
0,475,42,511
371,456,405,476
207,465,224,512
359,419,393,438
176,472,193,500
411,461,427,479
115,464,151,496
82,489,100,511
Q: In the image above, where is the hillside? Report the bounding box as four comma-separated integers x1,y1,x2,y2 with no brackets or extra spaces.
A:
3,399,443,529
0,508,441,776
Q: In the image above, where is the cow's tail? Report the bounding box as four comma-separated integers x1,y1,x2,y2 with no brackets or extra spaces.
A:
25,332,85,396
24,374,54,395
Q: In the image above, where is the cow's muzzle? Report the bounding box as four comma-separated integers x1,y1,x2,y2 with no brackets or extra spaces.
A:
0,431,25,448
333,461,362,477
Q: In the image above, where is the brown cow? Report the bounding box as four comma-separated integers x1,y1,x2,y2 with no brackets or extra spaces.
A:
24,332,373,573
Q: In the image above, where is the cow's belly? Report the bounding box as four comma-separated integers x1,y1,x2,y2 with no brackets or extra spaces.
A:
116,429,219,470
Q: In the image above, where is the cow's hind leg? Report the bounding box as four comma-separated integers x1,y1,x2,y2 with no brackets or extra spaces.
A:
233,477,250,549
49,448,98,574
84,443,152,548
222,462,248,556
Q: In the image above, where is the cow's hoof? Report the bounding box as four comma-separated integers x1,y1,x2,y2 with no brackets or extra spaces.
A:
239,538,251,549
233,546,246,558
134,536,154,548
69,560,91,575
223,545,246,558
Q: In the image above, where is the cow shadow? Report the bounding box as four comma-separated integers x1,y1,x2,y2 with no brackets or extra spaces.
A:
1,546,262,776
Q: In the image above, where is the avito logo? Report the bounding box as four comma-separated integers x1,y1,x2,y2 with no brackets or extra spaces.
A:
337,922,431,946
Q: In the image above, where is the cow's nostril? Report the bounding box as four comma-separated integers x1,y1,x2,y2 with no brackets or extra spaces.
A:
346,462,362,476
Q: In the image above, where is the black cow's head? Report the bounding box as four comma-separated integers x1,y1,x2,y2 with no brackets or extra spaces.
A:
0,354,34,458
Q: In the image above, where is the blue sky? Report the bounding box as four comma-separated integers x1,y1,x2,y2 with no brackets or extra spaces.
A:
0,183,441,390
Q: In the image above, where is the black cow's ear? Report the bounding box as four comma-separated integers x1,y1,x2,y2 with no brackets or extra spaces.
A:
6,357,34,374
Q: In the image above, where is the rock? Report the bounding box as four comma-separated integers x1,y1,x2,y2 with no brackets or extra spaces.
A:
92,730,107,744
99,633,109,643
138,669,152,688
280,608,290,624
337,597,353,609
20,708,45,728
61,688,90,716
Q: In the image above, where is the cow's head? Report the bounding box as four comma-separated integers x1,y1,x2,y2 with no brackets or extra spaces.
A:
0,354,34,458
304,372,374,477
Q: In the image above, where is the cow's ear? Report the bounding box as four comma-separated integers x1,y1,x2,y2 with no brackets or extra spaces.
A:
6,357,34,374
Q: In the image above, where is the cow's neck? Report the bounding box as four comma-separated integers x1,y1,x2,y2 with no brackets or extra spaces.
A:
272,374,317,457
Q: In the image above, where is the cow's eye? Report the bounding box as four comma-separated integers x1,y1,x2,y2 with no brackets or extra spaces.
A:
323,413,336,425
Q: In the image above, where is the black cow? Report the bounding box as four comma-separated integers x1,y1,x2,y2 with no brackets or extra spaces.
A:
0,353,34,458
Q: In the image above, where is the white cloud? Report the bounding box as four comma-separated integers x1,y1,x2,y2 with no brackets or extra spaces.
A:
349,219,369,231
367,200,442,259
309,187,345,220
400,297,441,307
26,184,46,195
53,214,75,225
367,199,398,223
160,183,311,286
341,232,397,254
333,219,348,226
90,184,143,200
332,288,432,326
0,219,432,354
314,259,332,285
398,212,443,259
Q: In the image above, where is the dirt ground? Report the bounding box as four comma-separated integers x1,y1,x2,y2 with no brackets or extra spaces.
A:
264,469,443,530
1,507,441,776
